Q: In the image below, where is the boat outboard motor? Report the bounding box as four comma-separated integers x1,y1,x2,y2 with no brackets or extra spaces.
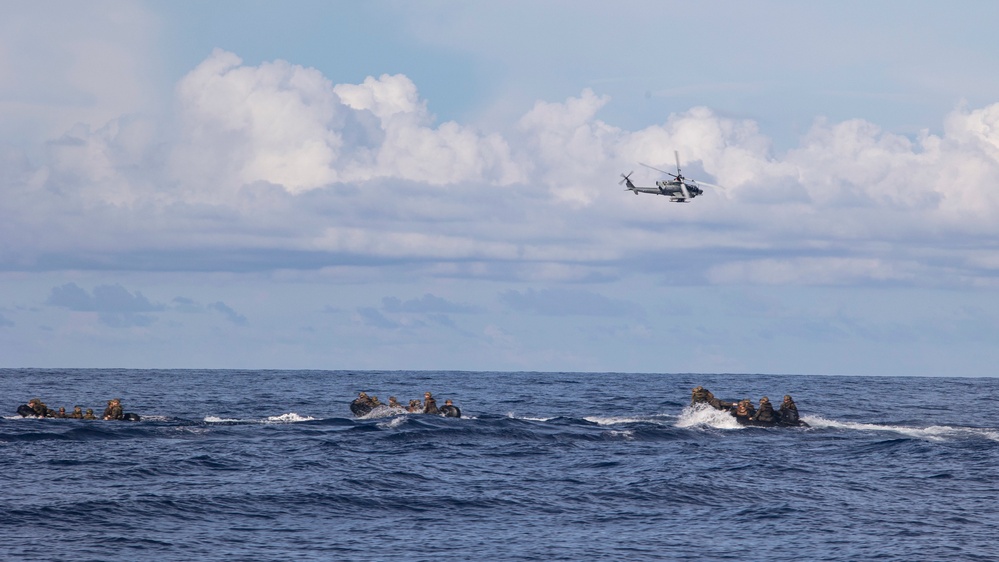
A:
350,401,373,417
440,405,461,418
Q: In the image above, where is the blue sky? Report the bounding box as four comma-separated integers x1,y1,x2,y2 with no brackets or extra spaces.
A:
3,1,999,375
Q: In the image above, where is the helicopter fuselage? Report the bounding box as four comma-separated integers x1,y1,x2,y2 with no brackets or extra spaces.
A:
625,180,702,201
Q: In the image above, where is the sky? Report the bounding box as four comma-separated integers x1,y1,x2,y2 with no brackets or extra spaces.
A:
3,1,999,376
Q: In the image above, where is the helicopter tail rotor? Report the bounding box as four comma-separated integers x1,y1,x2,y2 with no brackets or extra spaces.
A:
619,171,638,192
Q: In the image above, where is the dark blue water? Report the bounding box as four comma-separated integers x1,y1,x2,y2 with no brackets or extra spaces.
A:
2,369,997,561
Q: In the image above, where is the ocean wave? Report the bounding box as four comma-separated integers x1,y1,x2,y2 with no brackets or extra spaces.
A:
803,416,999,441
203,412,316,424
605,429,636,440
203,416,243,423
505,412,553,422
377,415,409,429
266,412,316,423
582,414,674,426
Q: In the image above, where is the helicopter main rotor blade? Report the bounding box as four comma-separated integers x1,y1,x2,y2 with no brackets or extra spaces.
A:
639,162,671,175
674,150,682,176
691,180,726,190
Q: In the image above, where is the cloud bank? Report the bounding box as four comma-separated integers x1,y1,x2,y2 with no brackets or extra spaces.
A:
4,49,999,290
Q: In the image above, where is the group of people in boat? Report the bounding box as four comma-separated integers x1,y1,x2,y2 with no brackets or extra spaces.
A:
351,391,461,418
14,388,803,426
690,386,808,427
15,397,140,421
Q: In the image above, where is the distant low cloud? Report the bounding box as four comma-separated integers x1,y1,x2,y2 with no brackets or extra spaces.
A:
346,294,475,334
208,301,248,326
171,296,202,313
46,282,161,327
499,288,641,317
355,306,398,329
382,293,476,314
46,283,96,311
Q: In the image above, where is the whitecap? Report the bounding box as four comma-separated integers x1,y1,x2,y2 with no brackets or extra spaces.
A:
606,429,635,440
202,413,316,424
265,412,316,423
674,404,743,429
583,414,673,426
204,416,242,423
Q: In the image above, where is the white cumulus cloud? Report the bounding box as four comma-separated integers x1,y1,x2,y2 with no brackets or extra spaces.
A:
168,52,524,199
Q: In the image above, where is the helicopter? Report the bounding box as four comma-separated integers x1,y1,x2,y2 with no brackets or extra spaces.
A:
619,151,724,202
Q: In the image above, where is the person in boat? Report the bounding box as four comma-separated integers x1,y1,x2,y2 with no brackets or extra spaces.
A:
387,396,404,410
753,396,776,425
690,386,732,410
103,398,124,421
83,408,97,420
732,399,755,423
16,400,37,417
439,399,461,418
350,392,374,416
55,407,68,418
422,392,439,415
27,398,50,417
777,395,806,426
70,406,83,419
691,386,711,405
407,399,422,413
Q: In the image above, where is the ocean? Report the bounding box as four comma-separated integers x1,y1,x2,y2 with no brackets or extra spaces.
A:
2,369,997,561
